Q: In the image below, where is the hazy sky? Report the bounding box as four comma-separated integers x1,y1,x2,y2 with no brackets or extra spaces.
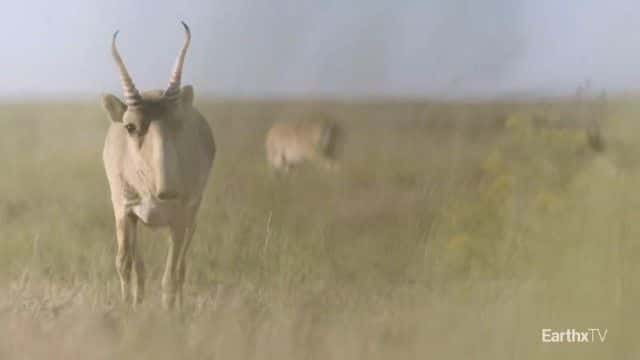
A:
2,0,640,99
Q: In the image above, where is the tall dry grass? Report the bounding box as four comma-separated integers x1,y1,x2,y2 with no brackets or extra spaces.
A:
0,98,635,359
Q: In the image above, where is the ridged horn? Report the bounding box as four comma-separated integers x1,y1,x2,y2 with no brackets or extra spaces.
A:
164,21,191,101
111,31,143,108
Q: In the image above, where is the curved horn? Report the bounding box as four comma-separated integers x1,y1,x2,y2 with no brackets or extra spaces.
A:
112,31,143,108
164,21,191,101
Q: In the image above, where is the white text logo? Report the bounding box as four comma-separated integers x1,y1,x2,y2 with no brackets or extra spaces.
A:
541,328,608,343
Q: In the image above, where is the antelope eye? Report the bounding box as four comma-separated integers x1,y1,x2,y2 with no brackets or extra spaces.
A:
124,123,137,134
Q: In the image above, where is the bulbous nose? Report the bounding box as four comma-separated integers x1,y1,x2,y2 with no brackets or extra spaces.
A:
157,189,180,201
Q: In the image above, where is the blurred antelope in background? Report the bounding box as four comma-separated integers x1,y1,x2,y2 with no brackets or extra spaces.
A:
101,22,215,308
265,115,341,172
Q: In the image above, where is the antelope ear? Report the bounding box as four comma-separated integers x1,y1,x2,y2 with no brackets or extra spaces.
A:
181,85,194,107
102,94,126,123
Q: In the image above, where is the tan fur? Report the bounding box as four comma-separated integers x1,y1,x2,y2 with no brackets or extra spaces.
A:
102,87,215,308
265,118,339,172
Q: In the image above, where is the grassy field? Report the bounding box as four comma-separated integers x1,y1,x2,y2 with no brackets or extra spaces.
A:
0,97,637,359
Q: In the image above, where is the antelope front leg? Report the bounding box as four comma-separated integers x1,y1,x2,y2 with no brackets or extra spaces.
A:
176,217,197,308
132,239,145,306
162,222,186,309
115,214,137,304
